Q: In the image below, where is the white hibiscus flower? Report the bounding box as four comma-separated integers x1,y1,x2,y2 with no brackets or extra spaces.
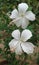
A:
9,29,35,55
9,3,35,29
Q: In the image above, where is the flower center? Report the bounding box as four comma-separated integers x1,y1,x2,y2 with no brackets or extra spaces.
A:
19,37,24,43
19,13,25,17
21,14,24,17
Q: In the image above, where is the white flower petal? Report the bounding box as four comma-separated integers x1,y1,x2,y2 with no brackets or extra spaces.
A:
21,29,32,42
14,17,22,27
18,3,28,14
11,30,20,40
26,11,35,21
21,18,29,29
15,43,22,55
10,9,18,19
9,39,18,52
21,42,35,54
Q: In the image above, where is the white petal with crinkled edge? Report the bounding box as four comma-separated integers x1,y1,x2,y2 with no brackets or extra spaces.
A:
15,42,23,55
18,3,28,14
11,30,20,40
10,9,18,19
9,39,18,50
26,11,35,21
21,42,35,54
21,18,29,29
21,29,32,42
